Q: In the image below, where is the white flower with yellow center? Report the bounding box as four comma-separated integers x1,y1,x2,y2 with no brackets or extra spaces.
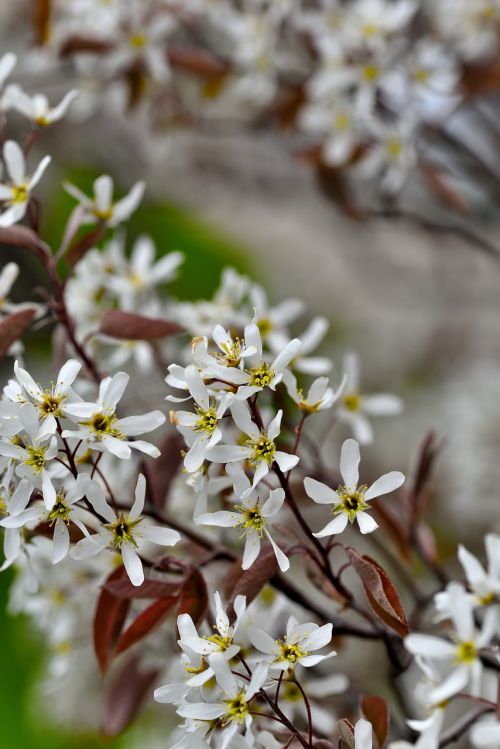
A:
6,359,82,434
405,582,499,704
304,438,405,536
2,85,79,126
0,403,58,509
196,462,289,571
338,352,402,444
283,370,346,414
208,400,299,493
175,591,246,687
0,474,93,564
248,615,335,671
168,364,233,472
0,140,51,227
71,473,180,586
62,371,165,459
63,174,145,227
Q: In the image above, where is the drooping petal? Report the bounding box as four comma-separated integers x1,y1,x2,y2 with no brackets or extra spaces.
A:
242,528,261,569
356,511,379,534
52,520,70,564
122,543,144,587
71,532,109,560
274,451,299,473
313,513,348,538
264,530,289,572
354,719,373,749
130,473,146,518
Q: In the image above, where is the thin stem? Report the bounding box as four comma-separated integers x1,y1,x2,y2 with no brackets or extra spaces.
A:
294,677,313,748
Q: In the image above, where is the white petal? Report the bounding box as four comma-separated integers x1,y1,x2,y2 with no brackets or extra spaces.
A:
447,582,474,642
264,530,289,572
313,513,348,537
52,520,70,563
130,473,145,518
230,400,259,439
94,174,113,212
4,140,25,183
363,394,403,415
248,626,278,655
404,634,456,659
242,529,261,569
356,511,379,534
364,471,405,501
185,365,209,411
427,665,470,704
267,410,283,441
101,371,129,410
141,525,180,547
196,511,240,528
122,544,144,587
29,155,51,189
261,488,285,518
70,532,108,560
354,719,373,749
304,477,337,505
274,451,299,473
340,438,360,488
102,435,131,459
111,181,145,225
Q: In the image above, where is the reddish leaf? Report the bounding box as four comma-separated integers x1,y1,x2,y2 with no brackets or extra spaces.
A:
116,595,178,655
362,695,389,749
105,577,181,600
168,47,227,78
0,225,49,260
101,655,158,737
60,36,113,57
100,310,183,340
315,163,362,220
143,431,185,508
462,59,500,96
406,432,440,524
177,568,208,626
421,164,468,215
346,548,409,638
0,308,36,360
66,224,106,267
228,547,279,618
94,566,131,674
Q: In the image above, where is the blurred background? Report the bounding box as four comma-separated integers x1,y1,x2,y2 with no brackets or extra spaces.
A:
2,1,500,747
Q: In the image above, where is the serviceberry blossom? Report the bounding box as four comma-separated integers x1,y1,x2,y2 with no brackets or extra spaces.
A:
62,371,166,459
197,463,289,571
64,175,145,227
208,401,299,492
71,474,180,586
283,370,346,413
248,615,335,671
2,85,79,126
305,438,405,537
0,140,50,227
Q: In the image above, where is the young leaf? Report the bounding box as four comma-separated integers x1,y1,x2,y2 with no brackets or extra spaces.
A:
337,718,355,749
100,310,182,340
101,655,158,737
362,695,389,749
177,568,208,626
104,577,181,600
142,431,185,508
346,548,409,638
116,595,178,655
94,566,131,675
0,308,36,360
0,225,49,260
66,224,106,267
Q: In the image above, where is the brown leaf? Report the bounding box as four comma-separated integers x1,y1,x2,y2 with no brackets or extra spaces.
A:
346,548,409,638
0,225,49,260
177,568,209,626
66,224,106,267
101,655,158,737
462,59,500,96
168,47,227,78
227,547,279,618
315,163,362,220
94,566,131,674
116,595,178,655
60,35,113,57
0,308,36,360
362,695,389,749
143,431,185,508
407,432,440,524
421,164,468,215
33,0,51,44
100,310,183,340
104,577,181,600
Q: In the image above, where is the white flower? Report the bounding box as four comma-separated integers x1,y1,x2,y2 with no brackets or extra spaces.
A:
249,283,305,350
470,718,500,749
405,582,499,704
107,234,183,308
62,371,165,459
2,85,79,125
283,370,346,413
248,615,335,671
168,365,233,472
208,401,299,493
435,534,500,617
71,473,180,586
176,663,268,749
0,140,51,227
355,116,417,194
196,462,289,571
63,174,145,227
175,591,247,686
0,474,93,564
304,438,405,537
0,262,20,313
0,403,58,509
299,95,360,167
338,352,403,444
6,359,82,434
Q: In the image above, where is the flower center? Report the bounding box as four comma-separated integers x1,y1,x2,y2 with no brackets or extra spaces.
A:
130,32,147,49
216,337,244,367
206,632,233,651
236,502,266,535
362,64,379,81
47,494,71,524
256,318,272,337
84,411,123,440
276,640,307,665
195,406,218,435
10,183,29,205
456,641,477,664
479,592,495,606
336,486,368,521
92,206,114,221
342,393,361,412
24,445,47,473
249,362,274,388
106,513,141,548
39,390,65,417
222,691,249,725
248,434,275,466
